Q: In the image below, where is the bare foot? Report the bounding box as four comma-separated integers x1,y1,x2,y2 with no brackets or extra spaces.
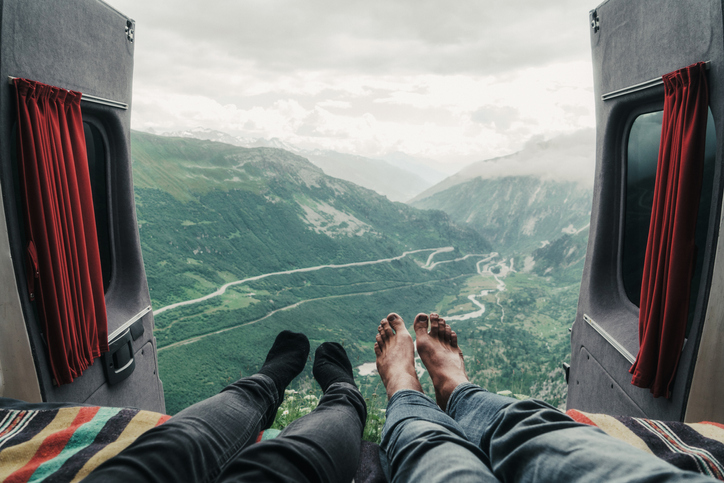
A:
374,313,423,399
414,313,468,410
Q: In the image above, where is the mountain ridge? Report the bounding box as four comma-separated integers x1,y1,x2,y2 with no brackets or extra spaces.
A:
410,129,595,203
130,130,492,308
411,175,592,256
156,127,445,202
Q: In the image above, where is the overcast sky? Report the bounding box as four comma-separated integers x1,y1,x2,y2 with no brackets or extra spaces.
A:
108,0,602,173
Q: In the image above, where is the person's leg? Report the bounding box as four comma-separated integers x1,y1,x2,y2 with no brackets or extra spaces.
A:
414,312,514,460
417,314,716,483
376,313,498,483
452,391,718,482
217,342,367,483
84,331,309,483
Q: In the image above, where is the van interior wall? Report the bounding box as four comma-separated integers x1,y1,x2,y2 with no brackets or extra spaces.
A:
568,0,724,422
0,0,164,412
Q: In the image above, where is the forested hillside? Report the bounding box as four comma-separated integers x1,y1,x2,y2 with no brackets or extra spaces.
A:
131,131,589,418
131,131,489,309
131,131,502,414
411,176,592,256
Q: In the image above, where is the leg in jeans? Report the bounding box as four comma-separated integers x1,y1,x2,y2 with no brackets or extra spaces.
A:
84,331,310,483
416,313,717,483
217,343,367,483
447,384,717,483
380,389,497,482
375,313,498,482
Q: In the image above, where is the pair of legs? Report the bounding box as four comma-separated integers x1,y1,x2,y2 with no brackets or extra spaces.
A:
85,332,366,483
375,313,716,482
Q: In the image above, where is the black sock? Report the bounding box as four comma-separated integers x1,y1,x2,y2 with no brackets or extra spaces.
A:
313,342,356,392
258,331,310,401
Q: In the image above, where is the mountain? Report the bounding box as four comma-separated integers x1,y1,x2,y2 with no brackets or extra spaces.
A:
378,151,450,185
130,131,491,308
159,128,440,202
411,176,592,256
301,150,434,202
409,131,594,255
410,130,595,202
525,229,590,283
130,131,578,416
164,127,298,152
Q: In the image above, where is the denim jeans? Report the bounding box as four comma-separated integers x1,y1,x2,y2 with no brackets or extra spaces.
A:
380,383,716,482
84,375,366,483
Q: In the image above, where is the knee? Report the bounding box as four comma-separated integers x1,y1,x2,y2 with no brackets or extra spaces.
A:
382,418,463,453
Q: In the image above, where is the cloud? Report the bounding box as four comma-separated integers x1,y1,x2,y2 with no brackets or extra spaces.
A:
472,106,520,130
108,0,600,170
457,129,597,186
114,0,595,75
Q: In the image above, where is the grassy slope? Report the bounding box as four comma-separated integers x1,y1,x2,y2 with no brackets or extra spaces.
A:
131,132,501,415
130,131,585,423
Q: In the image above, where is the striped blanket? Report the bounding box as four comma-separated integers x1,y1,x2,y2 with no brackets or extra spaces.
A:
3,404,724,482
0,405,170,482
567,409,724,480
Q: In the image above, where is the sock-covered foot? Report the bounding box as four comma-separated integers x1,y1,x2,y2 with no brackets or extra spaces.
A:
375,313,422,399
414,313,468,410
258,331,310,401
313,342,356,392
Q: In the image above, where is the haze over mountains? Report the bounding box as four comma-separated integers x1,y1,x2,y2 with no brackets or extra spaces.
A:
162,127,594,205
163,127,446,202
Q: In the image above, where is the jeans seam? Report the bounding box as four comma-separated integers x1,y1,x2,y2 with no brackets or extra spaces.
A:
204,375,277,483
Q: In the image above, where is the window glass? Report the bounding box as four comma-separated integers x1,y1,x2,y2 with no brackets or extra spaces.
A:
84,122,112,291
623,109,716,333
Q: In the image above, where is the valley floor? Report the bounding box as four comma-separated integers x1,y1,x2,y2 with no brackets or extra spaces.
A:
154,247,574,415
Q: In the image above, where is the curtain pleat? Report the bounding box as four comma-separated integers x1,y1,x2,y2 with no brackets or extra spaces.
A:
630,62,709,398
14,78,108,386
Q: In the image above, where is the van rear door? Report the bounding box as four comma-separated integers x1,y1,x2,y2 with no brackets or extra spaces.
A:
568,0,724,422
0,0,165,412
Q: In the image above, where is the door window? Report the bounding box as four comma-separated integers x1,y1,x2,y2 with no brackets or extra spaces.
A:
623,109,716,333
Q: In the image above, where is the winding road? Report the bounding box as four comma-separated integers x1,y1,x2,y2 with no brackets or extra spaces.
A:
155,247,454,316
155,247,511,354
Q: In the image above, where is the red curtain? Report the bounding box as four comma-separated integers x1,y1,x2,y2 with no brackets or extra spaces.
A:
630,62,709,398
14,78,108,386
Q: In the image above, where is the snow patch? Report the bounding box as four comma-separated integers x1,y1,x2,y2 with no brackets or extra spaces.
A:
521,217,538,236
523,256,535,273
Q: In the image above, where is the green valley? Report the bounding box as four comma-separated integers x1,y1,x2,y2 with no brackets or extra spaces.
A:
131,131,589,420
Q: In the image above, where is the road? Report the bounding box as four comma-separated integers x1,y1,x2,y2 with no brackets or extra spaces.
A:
154,247,455,316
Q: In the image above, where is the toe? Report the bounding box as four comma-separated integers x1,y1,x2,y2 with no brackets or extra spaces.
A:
381,318,394,339
413,313,429,336
374,342,382,357
437,318,447,340
388,313,406,334
451,330,459,348
376,332,384,347
445,325,452,343
429,313,439,337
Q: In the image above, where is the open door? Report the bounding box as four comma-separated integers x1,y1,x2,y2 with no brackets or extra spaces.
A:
568,0,724,421
0,0,164,412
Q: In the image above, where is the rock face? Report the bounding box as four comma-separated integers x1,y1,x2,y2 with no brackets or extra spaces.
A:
410,129,595,256
411,175,592,256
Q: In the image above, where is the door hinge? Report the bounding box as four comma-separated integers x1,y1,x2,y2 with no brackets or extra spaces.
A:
125,20,135,42
590,9,600,33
